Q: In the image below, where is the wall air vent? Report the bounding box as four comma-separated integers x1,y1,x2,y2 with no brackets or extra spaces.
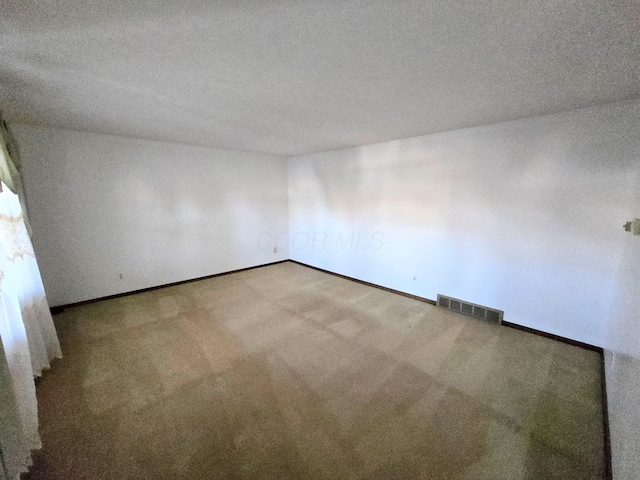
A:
436,294,503,325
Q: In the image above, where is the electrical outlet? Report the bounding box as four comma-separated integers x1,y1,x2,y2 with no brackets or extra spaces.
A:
118,273,123,280
413,276,416,281
274,247,278,253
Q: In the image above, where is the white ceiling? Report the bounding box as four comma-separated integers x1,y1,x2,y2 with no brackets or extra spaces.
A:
1,0,638,157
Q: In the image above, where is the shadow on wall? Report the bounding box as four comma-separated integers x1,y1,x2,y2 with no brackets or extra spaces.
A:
116,157,283,284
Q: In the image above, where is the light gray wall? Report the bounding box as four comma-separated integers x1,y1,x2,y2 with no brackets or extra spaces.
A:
289,100,639,348
13,124,289,306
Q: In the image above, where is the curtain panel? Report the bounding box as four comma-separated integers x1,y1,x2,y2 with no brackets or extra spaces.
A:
0,124,62,479
0,121,30,235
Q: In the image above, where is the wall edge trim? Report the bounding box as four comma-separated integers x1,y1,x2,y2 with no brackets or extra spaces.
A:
49,260,288,314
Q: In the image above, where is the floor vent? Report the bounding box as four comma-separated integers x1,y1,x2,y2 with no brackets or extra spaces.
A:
436,294,503,325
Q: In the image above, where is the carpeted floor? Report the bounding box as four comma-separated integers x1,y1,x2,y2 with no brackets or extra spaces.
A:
27,262,606,479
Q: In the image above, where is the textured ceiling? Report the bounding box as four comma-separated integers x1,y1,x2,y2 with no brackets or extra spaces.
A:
1,0,638,156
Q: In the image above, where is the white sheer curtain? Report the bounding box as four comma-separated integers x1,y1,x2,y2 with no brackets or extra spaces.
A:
0,141,62,477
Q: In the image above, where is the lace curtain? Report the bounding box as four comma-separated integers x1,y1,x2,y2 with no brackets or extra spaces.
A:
0,127,62,479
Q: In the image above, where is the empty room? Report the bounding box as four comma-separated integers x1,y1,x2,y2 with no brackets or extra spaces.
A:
1,1,639,479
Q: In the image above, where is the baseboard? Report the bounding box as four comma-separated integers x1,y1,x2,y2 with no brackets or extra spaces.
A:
49,260,289,314
288,259,437,306
601,353,613,480
501,321,602,353
289,260,601,349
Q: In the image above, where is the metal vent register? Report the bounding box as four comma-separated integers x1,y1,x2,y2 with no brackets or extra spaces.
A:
437,294,503,325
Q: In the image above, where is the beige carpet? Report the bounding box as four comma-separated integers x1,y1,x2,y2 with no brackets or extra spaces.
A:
27,262,605,479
